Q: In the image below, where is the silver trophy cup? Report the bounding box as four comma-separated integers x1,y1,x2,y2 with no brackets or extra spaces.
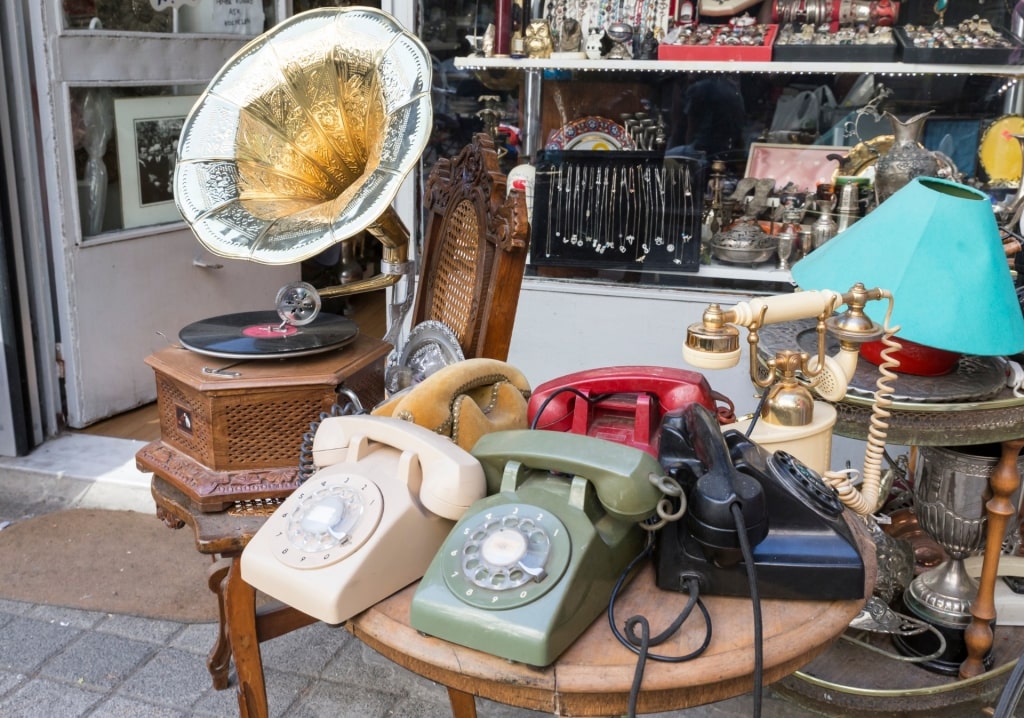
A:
896,444,1024,673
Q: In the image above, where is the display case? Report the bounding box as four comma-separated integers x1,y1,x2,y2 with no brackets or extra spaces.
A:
447,18,1024,408
453,55,1024,291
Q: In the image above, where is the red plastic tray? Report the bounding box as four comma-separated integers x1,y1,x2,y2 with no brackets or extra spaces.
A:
657,24,777,62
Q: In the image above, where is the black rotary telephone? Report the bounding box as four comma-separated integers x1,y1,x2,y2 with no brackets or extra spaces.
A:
654,402,864,601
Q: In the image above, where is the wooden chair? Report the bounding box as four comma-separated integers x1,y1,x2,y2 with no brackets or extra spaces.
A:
412,132,530,361
150,133,530,718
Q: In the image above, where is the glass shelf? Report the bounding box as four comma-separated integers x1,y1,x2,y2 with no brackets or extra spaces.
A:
454,56,1024,78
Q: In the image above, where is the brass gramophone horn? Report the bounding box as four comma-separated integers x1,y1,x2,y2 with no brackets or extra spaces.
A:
174,7,432,304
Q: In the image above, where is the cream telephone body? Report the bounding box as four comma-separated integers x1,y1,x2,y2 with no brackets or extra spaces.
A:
241,415,486,624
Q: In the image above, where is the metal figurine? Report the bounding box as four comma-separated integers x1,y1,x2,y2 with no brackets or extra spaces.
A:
525,19,554,58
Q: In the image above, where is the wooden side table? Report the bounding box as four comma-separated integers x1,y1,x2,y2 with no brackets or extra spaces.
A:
345,512,876,717
151,474,315,700
153,473,873,718
144,336,390,709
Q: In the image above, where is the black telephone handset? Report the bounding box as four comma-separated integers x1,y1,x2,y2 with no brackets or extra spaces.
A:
655,403,864,601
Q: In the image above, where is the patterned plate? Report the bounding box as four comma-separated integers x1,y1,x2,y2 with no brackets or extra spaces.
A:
978,115,1024,187
545,116,636,151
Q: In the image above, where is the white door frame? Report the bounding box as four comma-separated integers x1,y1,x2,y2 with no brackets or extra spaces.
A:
0,2,62,452
5,0,421,444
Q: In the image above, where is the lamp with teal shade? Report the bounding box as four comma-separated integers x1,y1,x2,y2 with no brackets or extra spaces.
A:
791,176,1024,373
793,175,1024,673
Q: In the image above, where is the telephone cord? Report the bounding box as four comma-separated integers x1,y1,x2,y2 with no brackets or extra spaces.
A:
822,297,900,516
607,543,713,718
732,501,764,718
742,379,776,439
528,386,618,430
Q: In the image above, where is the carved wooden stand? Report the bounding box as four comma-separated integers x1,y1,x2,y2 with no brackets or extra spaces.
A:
144,337,390,716
961,439,1024,679
152,475,314,714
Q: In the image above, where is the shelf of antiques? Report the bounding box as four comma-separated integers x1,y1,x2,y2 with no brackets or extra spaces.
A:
455,0,1024,278
460,3,1024,392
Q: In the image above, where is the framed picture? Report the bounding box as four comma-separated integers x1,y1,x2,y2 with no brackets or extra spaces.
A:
114,94,198,229
744,142,847,194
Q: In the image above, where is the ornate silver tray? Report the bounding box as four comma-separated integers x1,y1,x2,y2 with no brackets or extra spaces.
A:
758,318,1007,404
385,320,465,394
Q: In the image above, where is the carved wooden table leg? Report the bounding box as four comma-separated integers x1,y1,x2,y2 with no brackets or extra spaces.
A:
225,557,269,718
205,556,233,690
447,687,478,718
960,438,1024,679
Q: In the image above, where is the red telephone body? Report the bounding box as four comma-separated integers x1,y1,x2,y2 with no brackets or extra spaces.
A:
527,366,732,456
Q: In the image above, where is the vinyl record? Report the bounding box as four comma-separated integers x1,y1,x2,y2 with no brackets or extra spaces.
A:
179,311,358,359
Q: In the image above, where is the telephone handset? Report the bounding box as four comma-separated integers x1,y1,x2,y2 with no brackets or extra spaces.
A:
655,403,865,601
410,429,666,667
527,365,734,456
241,415,486,624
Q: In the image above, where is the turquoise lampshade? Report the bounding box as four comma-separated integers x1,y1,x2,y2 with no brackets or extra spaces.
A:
791,177,1024,356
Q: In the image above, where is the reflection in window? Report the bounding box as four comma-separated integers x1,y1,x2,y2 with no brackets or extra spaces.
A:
70,86,203,238
62,0,279,34
63,0,173,32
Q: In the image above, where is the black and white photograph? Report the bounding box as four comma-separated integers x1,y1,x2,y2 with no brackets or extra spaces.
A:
114,94,197,228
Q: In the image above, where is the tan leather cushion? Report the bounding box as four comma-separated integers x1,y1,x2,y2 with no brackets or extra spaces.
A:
372,358,531,451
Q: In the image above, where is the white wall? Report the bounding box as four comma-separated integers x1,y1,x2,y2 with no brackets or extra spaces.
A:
508,277,882,473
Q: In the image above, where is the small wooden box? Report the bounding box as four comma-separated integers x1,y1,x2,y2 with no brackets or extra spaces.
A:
136,334,390,511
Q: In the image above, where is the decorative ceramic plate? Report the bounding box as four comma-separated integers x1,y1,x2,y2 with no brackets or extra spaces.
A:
978,115,1024,187
545,116,635,151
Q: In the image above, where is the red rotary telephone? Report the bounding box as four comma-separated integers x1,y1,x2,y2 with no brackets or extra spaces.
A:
527,365,734,456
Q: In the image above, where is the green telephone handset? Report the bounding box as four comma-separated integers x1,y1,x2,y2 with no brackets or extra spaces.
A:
241,415,486,625
410,429,666,667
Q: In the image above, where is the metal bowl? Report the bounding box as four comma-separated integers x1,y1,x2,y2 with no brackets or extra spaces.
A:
606,21,634,43
710,221,777,264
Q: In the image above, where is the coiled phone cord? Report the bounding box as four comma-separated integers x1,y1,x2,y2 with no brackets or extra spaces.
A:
822,296,900,516
607,541,713,718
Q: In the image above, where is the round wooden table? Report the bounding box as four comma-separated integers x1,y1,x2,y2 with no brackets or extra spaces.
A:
346,514,876,717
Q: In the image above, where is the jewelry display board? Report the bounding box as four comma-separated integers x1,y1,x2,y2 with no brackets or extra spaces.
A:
530,150,703,274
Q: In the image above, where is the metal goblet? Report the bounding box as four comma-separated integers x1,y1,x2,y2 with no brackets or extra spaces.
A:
776,226,796,271
894,444,1024,674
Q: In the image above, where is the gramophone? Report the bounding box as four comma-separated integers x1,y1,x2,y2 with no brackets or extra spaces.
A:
174,7,433,352
137,8,433,510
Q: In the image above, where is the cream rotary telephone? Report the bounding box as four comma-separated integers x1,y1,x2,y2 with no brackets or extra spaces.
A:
241,415,486,624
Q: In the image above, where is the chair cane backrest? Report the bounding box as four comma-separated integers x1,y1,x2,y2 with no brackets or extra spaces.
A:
412,133,530,361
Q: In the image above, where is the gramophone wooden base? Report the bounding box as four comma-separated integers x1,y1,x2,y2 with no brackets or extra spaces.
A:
136,441,301,512
138,334,390,511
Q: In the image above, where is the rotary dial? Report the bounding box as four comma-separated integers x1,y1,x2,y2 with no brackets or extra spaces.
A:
442,503,571,610
272,476,383,569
